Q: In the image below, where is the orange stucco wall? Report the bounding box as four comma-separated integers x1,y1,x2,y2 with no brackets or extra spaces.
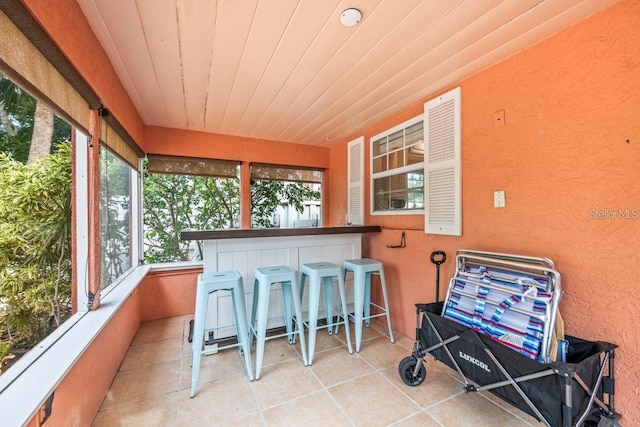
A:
140,268,201,321
145,126,330,168
330,1,640,423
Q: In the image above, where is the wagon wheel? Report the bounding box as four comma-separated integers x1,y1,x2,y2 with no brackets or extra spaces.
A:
398,356,427,386
398,357,415,377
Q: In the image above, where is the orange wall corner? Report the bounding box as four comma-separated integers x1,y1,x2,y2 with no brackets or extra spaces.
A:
140,268,201,321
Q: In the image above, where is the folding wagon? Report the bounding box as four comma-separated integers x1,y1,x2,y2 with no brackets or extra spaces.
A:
398,250,621,427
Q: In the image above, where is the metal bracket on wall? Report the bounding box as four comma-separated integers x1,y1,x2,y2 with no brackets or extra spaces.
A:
386,231,406,248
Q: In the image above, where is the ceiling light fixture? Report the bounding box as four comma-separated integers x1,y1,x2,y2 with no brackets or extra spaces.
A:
340,8,362,27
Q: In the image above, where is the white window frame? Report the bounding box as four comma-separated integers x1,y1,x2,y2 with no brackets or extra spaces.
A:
133,164,143,267
370,115,425,216
74,130,90,310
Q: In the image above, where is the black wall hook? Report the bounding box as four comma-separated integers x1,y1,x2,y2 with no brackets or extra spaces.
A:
387,231,406,248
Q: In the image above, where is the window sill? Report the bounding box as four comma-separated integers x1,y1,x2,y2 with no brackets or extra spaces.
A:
148,260,203,272
0,264,151,427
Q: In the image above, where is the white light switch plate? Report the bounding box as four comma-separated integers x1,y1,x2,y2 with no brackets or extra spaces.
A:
494,190,506,208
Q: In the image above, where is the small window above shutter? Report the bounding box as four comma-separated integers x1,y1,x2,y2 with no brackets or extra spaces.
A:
424,87,462,236
348,136,364,225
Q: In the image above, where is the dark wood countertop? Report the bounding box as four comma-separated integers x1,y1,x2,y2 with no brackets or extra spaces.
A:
180,225,381,240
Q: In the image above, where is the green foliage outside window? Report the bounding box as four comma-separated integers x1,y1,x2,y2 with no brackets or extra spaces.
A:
143,163,321,263
143,165,241,263
250,180,320,228
0,144,72,368
0,73,72,370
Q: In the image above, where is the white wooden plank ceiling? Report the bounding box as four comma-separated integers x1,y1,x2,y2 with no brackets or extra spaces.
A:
76,0,619,147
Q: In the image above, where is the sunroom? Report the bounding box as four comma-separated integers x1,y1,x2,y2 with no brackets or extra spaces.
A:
0,0,638,426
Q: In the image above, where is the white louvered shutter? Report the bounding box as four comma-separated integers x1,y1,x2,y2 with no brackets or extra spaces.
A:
347,137,364,225
424,87,462,235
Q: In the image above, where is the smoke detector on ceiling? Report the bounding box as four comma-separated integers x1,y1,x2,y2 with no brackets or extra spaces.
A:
340,8,362,27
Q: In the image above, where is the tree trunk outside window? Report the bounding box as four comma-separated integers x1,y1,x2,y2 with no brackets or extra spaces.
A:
27,100,54,163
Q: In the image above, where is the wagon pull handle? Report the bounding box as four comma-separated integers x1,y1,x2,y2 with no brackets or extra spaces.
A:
430,251,447,303
430,251,446,265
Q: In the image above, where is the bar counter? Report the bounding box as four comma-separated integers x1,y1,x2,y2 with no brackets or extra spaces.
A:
180,225,381,241
180,225,381,337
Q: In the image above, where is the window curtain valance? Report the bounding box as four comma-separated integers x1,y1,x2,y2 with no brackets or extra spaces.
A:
250,163,323,184
147,154,240,178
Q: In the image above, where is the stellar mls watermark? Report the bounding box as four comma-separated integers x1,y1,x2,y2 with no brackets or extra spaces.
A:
589,209,638,220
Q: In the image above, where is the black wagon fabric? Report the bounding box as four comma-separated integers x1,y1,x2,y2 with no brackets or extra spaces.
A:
418,302,615,426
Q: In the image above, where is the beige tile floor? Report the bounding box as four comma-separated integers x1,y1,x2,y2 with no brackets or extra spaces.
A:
93,316,544,426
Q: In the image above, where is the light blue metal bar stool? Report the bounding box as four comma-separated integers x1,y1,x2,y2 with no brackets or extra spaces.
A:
250,266,308,380
191,271,253,398
342,258,395,352
300,262,353,365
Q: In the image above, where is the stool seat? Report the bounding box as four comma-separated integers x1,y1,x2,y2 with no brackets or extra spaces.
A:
250,266,308,380
343,258,395,352
300,262,353,364
191,271,253,397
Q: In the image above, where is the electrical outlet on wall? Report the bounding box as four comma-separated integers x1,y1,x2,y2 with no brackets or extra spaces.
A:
494,190,506,208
